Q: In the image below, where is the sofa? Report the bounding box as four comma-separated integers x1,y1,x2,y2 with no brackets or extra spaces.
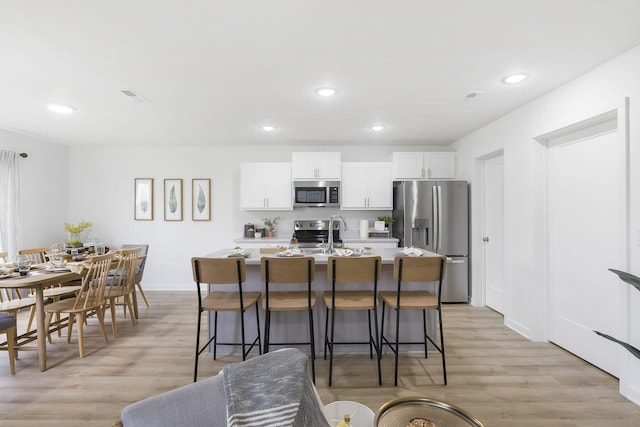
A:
115,348,330,427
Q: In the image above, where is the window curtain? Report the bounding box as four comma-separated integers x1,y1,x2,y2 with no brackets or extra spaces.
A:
0,150,20,257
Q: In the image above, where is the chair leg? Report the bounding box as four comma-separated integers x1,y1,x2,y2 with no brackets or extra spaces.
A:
124,295,136,326
367,310,374,359
394,306,400,387
263,309,270,354
96,308,109,344
77,313,85,358
109,297,118,337
380,301,387,357
213,311,218,360
254,302,262,356
438,308,447,385
240,307,247,361
194,310,202,382
423,309,428,358
323,307,329,360
136,283,150,308
27,306,36,333
328,306,336,387
373,306,381,386
308,307,316,383
66,313,75,343
6,325,16,375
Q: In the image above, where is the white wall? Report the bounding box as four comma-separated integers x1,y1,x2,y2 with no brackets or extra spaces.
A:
452,44,640,403
0,130,68,255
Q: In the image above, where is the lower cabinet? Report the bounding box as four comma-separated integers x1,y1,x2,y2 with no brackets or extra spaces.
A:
340,162,393,210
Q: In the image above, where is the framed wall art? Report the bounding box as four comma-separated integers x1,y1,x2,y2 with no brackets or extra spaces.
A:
164,178,183,221
192,178,211,221
134,178,154,220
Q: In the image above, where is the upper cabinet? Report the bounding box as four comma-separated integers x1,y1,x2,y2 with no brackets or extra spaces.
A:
240,162,292,210
292,152,341,180
392,152,456,180
341,162,393,210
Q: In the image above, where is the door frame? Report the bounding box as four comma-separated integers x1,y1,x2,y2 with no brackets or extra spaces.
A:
473,149,507,308
534,98,630,376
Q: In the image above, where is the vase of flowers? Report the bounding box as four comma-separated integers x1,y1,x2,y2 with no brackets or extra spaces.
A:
64,220,92,247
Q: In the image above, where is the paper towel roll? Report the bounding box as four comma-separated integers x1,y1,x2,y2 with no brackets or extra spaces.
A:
360,220,369,238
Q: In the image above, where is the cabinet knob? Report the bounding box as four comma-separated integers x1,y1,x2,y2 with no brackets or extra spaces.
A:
482,236,490,242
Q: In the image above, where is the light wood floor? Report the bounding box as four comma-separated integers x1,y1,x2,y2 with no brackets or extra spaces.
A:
1,291,639,426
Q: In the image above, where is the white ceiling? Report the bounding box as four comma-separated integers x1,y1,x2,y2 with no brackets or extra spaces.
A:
2,1,640,147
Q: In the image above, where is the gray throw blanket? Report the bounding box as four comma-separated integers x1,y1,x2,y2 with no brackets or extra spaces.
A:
222,348,331,427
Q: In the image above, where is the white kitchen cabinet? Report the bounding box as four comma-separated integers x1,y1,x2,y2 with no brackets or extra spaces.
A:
292,152,341,180
341,162,392,210
392,152,456,179
240,162,292,210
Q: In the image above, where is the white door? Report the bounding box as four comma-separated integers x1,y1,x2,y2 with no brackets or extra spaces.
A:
548,119,624,376
483,155,505,313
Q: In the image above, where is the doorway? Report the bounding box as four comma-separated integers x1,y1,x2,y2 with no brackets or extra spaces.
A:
482,154,506,314
544,112,626,377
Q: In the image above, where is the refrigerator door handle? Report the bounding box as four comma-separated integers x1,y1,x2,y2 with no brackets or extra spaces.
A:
432,185,438,251
437,185,443,252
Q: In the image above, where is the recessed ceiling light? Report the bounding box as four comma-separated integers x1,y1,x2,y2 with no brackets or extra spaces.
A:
261,125,276,132
370,125,386,132
502,73,529,84
316,87,337,97
47,104,76,114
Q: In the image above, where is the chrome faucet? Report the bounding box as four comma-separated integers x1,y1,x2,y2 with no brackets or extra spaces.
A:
328,213,348,253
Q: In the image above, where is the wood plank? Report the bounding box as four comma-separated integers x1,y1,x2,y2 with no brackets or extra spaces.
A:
0,292,639,426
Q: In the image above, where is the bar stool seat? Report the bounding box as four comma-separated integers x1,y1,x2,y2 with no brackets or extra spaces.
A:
324,256,382,386
191,257,261,382
261,256,316,381
379,255,447,386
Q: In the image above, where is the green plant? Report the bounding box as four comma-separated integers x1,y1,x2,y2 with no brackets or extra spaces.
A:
64,220,92,246
594,269,640,359
263,216,280,232
377,215,394,226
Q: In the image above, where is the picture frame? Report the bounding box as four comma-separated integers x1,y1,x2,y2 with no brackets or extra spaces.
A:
192,178,211,221
134,178,154,220
164,178,183,221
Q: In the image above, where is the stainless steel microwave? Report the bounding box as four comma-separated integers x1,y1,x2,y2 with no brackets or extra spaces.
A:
293,181,340,207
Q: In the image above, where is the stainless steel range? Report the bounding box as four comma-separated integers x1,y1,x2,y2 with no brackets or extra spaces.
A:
293,219,341,248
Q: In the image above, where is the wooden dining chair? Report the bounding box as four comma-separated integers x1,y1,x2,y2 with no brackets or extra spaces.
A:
120,244,150,315
1,252,37,339
103,247,140,336
379,255,447,386
260,256,317,381
17,247,50,264
0,313,17,374
19,247,83,335
324,256,382,386
44,253,113,358
191,257,262,382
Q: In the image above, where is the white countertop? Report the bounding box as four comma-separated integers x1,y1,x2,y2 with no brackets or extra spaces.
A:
233,235,399,245
205,247,439,265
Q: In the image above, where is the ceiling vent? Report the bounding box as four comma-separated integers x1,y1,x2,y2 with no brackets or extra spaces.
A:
120,89,149,103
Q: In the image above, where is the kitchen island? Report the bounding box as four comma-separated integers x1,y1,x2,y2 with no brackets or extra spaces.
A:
200,247,441,356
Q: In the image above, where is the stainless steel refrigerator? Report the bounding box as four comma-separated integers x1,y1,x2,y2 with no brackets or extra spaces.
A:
392,180,470,302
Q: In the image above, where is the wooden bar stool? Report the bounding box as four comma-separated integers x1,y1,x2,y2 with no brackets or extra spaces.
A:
260,256,317,381
379,255,447,386
191,257,261,382
324,256,382,386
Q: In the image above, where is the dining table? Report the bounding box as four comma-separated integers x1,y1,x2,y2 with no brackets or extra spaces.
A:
0,267,81,371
